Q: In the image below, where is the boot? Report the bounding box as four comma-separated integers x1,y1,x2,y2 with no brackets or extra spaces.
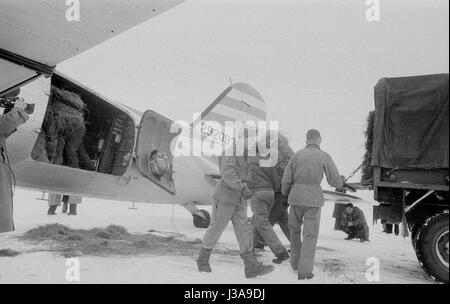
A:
298,273,314,280
68,204,77,216
196,247,212,273
272,249,290,264
394,225,400,236
62,202,69,213
47,205,57,215
385,224,393,234
241,252,274,279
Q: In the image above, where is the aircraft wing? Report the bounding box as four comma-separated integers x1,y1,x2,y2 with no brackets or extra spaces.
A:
0,0,186,94
323,190,366,204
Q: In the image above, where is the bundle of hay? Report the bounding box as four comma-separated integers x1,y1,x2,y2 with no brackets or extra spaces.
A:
51,102,85,133
276,133,294,167
31,87,87,163
262,131,294,168
50,86,86,134
31,132,49,163
361,111,375,185
51,86,86,111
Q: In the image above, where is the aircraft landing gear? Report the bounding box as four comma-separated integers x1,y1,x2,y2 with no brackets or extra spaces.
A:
180,202,211,229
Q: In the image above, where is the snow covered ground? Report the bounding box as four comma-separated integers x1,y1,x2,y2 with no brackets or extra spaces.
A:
0,189,434,284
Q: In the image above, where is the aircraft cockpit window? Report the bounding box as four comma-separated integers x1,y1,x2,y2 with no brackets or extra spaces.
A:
30,75,135,176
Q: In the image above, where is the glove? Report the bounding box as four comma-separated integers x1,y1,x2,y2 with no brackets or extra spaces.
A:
242,184,254,200
335,187,347,193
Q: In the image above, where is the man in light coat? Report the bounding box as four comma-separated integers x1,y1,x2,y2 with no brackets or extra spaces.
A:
281,129,344,280
0,100,30,233
196,128,275,279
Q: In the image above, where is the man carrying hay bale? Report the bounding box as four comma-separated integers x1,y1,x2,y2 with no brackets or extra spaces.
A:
253,134,293,250
45,86,93,216
249,132,291,264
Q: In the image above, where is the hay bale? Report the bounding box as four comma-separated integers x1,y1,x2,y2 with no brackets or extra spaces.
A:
361,111,375,185
52,86,86,111
48,87,86,135
262,131,294,166
277,133,294,166
51,102,85,133
31,132,49,163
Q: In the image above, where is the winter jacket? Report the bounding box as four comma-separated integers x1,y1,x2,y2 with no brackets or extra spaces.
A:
248,155,283,192
341,207,369,229
281,144,344,207
213,155,251,206
0,108,29,233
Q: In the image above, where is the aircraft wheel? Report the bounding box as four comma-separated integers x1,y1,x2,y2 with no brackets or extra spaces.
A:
193,209,211,229
415,210,449,283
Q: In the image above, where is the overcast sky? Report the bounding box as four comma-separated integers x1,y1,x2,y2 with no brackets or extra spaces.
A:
58,0,449,182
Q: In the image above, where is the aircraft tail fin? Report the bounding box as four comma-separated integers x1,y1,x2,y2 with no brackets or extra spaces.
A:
192,83,267,150
195,83,267,126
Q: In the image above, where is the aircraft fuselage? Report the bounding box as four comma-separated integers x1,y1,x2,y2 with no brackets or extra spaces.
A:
6,73,215,206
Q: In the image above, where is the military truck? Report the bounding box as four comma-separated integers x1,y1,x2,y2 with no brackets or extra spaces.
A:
363,74,449,283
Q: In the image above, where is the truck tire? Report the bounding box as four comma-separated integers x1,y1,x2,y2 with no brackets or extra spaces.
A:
410,224,422,250
415,210,449,283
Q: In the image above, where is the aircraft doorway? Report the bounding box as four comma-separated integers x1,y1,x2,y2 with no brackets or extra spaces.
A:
31,73,136,177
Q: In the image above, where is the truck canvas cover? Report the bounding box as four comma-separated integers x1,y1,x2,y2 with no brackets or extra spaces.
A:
371,74,449,170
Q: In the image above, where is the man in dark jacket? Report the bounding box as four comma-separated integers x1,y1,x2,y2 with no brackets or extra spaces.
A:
0,99,30,233
249,154,289,264
46,86,92,216
341,203,370,242
253,191,290,249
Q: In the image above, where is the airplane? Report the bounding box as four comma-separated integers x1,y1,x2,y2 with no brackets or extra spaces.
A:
1,0,361,229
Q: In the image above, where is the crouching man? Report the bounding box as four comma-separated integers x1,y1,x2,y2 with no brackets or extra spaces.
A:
342,203,370,242
196,129,274,279
0,99,30,233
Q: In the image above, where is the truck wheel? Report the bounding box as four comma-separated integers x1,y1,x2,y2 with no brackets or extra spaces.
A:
410,224,422,250
415,211,449,283
193,209,211,229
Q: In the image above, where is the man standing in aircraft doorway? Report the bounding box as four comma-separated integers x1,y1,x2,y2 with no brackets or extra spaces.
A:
282,129,345,280
196,126,275,279
0,99,30,233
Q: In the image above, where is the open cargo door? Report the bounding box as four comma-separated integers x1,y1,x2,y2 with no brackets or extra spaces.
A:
136,110,179,194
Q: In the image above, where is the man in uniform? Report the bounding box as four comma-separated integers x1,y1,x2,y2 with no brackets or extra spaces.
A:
282,129,344,280
0,99,30,233
253,186,291,249
341,203,370,242
196,128,275,279
249,150,290,264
